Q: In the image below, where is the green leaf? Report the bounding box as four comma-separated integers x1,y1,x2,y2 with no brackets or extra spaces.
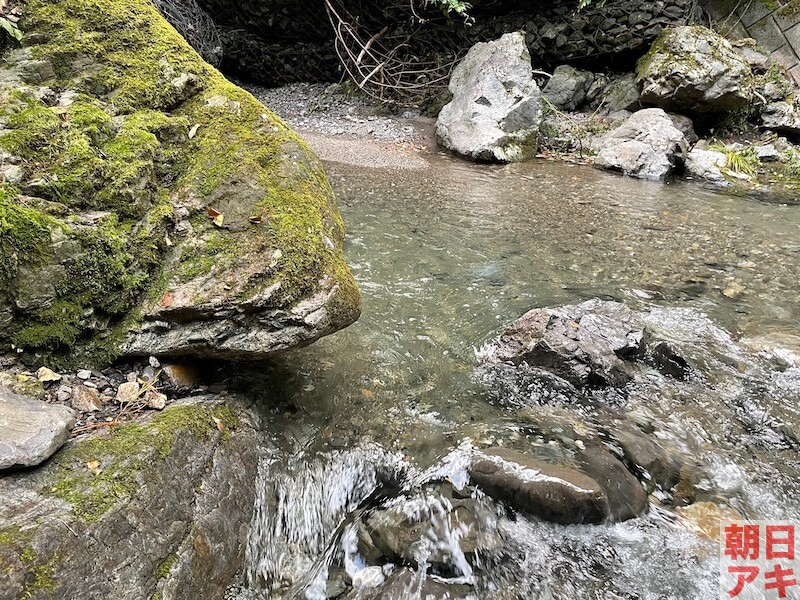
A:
0,17,22,41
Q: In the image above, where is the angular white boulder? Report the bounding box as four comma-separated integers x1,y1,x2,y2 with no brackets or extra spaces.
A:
436,32,542,162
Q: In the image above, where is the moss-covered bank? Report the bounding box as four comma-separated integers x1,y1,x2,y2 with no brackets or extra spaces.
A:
0,0,360,367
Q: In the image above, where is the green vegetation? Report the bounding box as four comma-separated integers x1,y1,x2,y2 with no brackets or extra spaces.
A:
49,404,238,523
154,552,177,579
711,144,760,177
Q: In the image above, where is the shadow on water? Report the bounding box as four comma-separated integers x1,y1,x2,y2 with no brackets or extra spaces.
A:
228,155,800,599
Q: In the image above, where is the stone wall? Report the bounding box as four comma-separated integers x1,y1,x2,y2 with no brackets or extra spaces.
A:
703,0,800,84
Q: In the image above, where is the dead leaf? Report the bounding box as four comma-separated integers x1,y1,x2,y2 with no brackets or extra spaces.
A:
165,233,173,247
188,124,201,139
569,321,580,328
249,215,263,225
206,207,220,218
360,388,374,399
161,291,173,308
86,460,101,470
213,416,225,433
213,214,224,227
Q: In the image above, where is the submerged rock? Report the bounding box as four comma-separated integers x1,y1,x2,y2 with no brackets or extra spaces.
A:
436,33,542,163
543,65,595,111
636,26,753,113
0,397,259,600
0,0,360,366
470,448,610,524
0,388,77,470
576,444,648,521
479,299,646,388
594,108,687,181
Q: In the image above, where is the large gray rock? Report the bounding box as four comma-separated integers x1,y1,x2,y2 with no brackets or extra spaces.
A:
543,65,595,111
470,448,610,524
684,148,729,185
436,32,542,163
636,26,753,113
0,388,76,470
479,299,646,388
594,108,688,181
0,396,260,600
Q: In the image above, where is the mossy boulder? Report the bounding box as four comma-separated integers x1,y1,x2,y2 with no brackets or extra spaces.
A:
0,0,360,366
0,397,260,600
636,26,754,113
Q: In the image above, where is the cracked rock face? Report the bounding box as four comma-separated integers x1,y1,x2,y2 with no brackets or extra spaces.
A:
436,32,542,163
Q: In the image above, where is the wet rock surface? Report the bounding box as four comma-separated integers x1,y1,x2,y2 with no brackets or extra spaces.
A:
470,448,612,524
479,299,649,388
594,108,688,181
0,395,261,600
0,388,76,470
436,33,542,163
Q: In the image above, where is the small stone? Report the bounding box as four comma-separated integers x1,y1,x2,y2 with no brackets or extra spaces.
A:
36,367,61,383
76,369,92,380
141,366,157,382
148,356,161,368
126,372,138,383
145,390,167,410
116,381,141,404
755,144,780,162
71,385,103,412
55,385,72,402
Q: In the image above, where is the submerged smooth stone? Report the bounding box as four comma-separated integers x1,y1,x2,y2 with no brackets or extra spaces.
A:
470,448,609,524
0,387,77,470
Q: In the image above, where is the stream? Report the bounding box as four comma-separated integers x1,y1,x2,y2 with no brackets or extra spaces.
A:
229,153,800,599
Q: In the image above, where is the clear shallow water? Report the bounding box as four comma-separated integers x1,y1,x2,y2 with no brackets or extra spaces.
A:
231,155,800,599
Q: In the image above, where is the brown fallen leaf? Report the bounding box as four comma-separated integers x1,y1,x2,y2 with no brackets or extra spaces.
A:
569,321,580,328
213,214,224,227
213,416,225,433
360,388,374,399
249,215,263,225
86,460,101,470
161,291,173,308
207,207,220,218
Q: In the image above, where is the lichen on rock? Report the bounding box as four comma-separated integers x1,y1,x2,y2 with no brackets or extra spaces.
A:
0,0,360,366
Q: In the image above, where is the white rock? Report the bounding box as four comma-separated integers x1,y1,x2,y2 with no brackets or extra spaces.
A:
684,148,730,185
36,367,61,383
436,32,542,163
116,381,140,404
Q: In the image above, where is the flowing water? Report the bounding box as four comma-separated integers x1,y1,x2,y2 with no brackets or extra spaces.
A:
230,154,800,599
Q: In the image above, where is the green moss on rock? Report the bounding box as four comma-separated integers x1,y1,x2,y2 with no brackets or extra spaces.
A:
0,0,359,365
48,404,238,523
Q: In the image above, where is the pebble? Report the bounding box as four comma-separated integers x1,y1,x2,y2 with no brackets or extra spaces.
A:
116,381,141,404
76,369,92,380
148,356,161,368
36,367,61,383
